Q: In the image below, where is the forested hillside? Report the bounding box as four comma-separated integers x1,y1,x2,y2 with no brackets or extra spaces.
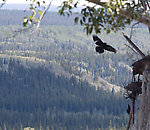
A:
1,23,150,89
0,57,128,129
0,9,149,129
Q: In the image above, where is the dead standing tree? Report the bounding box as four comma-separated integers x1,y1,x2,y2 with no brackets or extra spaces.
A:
124,81,142,130
122,32,150,130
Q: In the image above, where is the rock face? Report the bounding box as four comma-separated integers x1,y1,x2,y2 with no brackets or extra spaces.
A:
132,64,150,130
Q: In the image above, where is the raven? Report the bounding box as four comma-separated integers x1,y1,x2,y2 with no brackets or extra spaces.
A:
93,35,117,54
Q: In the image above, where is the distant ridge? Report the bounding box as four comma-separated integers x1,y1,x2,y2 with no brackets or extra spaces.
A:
1,4,30,10
0,9,75,26
1,4,59,12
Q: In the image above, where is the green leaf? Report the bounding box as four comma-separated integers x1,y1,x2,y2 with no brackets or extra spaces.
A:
29,15,33,19
37,1,40,7
74,2,78,7
89,26,93,34
83,17,86,22
38,10,42,15
23,21,28,27
74,17,79,23
80,20,83,25
106,28,110,33
23,17,28,22
35,18,39,22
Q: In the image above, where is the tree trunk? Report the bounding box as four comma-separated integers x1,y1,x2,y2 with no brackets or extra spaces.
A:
132,64,150,130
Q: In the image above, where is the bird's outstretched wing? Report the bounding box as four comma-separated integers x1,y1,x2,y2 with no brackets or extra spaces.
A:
93,35,106,46
93,35,102,42
95,46,104,54
93,34,117,54
103,44,117,53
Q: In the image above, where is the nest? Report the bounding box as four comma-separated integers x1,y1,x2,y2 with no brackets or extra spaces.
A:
124,81,142,100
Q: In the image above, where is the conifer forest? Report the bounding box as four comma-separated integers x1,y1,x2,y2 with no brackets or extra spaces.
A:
0,9,150,130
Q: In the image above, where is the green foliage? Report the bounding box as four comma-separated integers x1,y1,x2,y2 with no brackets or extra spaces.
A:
1,0,150,35
2,0,150,35
58,0,149,35
58,1,76,16
23,0,46,27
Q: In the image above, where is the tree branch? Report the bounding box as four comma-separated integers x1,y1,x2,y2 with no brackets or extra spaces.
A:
85,0,150,27
0,0,7,8
122,32,145,58
120,9,150,27
85,0,107,6
124,43,139,56
146,0,150,10
130,22,140,39
126,107,132,130
36,0,54,29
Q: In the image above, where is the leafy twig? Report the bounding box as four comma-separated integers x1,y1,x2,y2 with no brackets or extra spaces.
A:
0,0,7,9
35,0,54,31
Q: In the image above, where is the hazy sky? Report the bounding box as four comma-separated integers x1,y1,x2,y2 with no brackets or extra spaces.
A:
0,0,94,6
0,0,135,4
0,0,29,3
1,0,64,5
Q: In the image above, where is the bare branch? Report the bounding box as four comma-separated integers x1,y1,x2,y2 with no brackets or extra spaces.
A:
4,26,33,42
130,22,140,39
120,9,150,28
146,0,150,10
142,0,147,11
10,0,54,36
85,0,107,6
124,44,139,56
0,0,7,9
36,0,54,30
122,32,145,58
14,26,33,36
126,107,132,130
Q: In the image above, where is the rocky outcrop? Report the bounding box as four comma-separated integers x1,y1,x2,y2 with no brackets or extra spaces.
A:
132,64,150,130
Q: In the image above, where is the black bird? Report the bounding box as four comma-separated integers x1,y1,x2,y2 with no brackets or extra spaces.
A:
127,104,131,115
93,35,117,54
